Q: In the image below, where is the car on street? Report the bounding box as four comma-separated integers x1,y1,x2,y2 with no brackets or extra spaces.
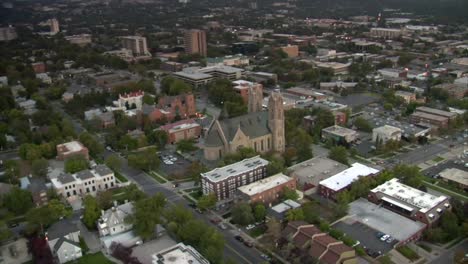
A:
260,254,271,261
380,234,390,241
246,224,255,230
235,235,244,242
376,232,385,238
386,236,394,243
218,223,227,230
243,240,254,247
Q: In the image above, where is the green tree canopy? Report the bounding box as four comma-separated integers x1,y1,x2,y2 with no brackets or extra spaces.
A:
83,195,101,229
3,187,33,215
197,193,217,211
231,202,255,226
328,146,349,165
65,155,89,173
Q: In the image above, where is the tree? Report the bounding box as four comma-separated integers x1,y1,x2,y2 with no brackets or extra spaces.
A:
286,208,305,221
128,147,160,171
231,202,255,226
3,187,33,215
265,218,282,242
0,221,12,242
441,211,460,239
83,195,100,229
328,146,349,165
122,184,147,202
282,186,299,201
187,161,207,184
31,158,49,177
133,193,167,240
354,117,373,132
3,160,20,184
148,130,168,148
197,193,217,211
254,204,267,222
26,199,70,234
176,139,198,153
65,156,89,173
79,132,104,157
97,191,114,210
105,154,122,171
393,165,423,188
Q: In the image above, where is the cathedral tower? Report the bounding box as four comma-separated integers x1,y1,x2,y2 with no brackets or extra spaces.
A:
268,92,285,153
248,83,263,113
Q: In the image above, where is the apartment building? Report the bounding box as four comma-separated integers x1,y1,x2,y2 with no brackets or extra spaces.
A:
370,28,403,38
121,36,150,56
51,165,116,198
56,141,89,161
184,29,207,56
368,178,450,226
237,173,296,206
201,156,269,200
158,119,201,144
409,112,449,129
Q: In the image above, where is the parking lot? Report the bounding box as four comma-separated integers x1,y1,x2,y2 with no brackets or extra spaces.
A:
158,151,192,177
333,221,396,257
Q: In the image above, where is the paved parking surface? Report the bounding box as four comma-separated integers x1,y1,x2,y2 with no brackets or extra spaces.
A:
158,151,191,177
333,221,396,256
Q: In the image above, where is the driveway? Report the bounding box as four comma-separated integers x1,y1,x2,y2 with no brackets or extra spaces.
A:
76,221,101,253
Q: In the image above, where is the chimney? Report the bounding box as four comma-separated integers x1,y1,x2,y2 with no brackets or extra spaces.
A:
113,200,118,207
101,210,105,216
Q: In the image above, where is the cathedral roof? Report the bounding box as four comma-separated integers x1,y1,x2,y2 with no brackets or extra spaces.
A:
205,111,270,147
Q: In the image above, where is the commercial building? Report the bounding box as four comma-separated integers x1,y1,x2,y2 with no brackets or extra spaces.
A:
199,65,244,80
313,61,350,75
237,173,296,206
201,156,269,200
0,26,17,41
152,242,209,264
51,165,116,198
56,141,89,161
415,106,457,121
121,36,150,56
370,28,403,38
246,71,278,83
368,178,450,226
438,168,468,191
372,125,402,144
322,125,358,144
161,61,184,72
378,68,407,79
65,34,92,46
282,221,357,264
206,55,249,67
286,87,330,101
280,45,299,58
288,157,348,193
232,80,263,105
172,68,214,87
395,90,416,104
319,163,379,200
409,111,449,129
158,119,201,144
184,29,207,56
366,115,431,139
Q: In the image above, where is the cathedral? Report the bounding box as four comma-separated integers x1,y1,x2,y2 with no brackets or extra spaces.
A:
203,86,285,161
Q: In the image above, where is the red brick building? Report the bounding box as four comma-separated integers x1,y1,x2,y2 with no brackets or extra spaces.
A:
237,173,296,206
158,119,201,144
157,93,196,120
31,62,46,74
333,111,347,126
56,141,89,161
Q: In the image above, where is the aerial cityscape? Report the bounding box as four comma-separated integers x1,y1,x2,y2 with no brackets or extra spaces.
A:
0,0,467,264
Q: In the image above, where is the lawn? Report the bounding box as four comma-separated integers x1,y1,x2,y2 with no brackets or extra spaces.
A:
78,252,114,264
417,243,432,252
378,255,395,264
432,156,444,163
114,171,128,182
397,246,420,261
149,171,168,183
188,189,203,201
249,225,267,238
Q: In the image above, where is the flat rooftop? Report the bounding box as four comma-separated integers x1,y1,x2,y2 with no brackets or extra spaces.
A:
238,173,292,196
288,157,348,186
270,199,301,213
57,141,85,154
373,125,402,134
201,156,269,183
173,69,213,80
200,65,243,74
411,111,448,122
322,125,357,137
416,106,457,119
286,87,326,97
366,115,429,137
438,168,468,186
371,178,447,213
153,243,209,264
345,198,426,242
320,163,379,191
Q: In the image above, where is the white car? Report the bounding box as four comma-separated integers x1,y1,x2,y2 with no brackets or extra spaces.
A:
380,235,390,241
246,224,255,230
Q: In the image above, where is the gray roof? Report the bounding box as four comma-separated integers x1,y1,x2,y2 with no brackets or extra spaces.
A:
141,104,156,115
205,111,270,147
28,177,47,194
94,164,113,176
47,219,79,240
53,237,80,252
76,169,94,180
57,173,75,184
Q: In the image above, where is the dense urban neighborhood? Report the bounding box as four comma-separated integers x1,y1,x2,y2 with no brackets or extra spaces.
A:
0,0,467,264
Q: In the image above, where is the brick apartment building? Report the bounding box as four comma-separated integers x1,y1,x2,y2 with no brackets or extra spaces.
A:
56,141,89,161
368,178,450,226
409,112,449,129
237,173,296,206
201,156,269,200
157,93,196,119
158,119,201,144
282,221,357,264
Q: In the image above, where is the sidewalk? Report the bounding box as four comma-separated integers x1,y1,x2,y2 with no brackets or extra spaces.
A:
388,249,412,264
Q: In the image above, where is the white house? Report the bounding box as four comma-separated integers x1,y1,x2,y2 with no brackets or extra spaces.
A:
46,219,82,264
372,125,402,144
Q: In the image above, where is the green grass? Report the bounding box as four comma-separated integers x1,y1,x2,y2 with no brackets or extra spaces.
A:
188,190,203,201
397,246,420,261
149,171,168,183
114,171,128,182
417,243,432,252
379,255,395,264
249,225,267,238
445,236,465,249
432,156,444,163
79,236,89,254
78,252,114,264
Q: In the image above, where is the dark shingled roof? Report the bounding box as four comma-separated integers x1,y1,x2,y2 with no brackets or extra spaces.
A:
47,219,79,241
53,237,80,252
94,164,113,176
76,170,94,180
205,111,270,147
28,177,47,194
57,173,75,184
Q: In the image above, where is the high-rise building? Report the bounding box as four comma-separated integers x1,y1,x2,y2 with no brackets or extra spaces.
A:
184,29,207,56
0,26,17,41
121,36,150,56
49,18,59,35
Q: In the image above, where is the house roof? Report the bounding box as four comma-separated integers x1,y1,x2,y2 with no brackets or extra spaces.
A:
28,177,47,194
53,237,80,252
204,111,270,147
47,219,79,241
94,164,113,176
76,170,94,180
57,173,75,184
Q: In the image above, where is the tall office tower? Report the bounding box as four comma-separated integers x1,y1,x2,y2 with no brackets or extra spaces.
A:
121,36,150,56
0,26,17,41
184,29,207,57
50,18,59,34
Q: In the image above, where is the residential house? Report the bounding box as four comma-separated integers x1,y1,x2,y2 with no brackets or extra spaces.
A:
46,219,82,264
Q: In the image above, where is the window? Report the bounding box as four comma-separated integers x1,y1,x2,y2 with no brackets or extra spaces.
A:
261,140,264,151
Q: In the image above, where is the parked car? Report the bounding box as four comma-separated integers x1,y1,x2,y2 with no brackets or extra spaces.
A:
246,224,255,230
260,254,271,261
235,235,244,242
386,237,394,243
380,234,390,241
243,240,254,247
376,232,385,238
218,223,227,230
